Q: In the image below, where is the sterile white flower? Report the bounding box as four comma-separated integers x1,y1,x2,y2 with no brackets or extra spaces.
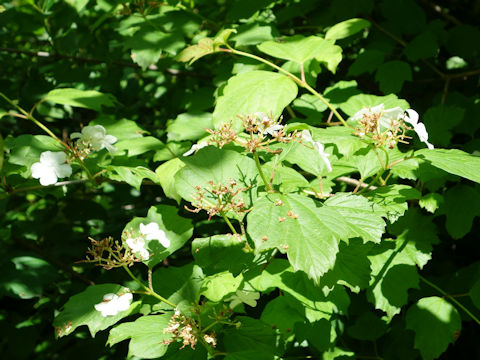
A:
403,109,434,149
139,222,170,248
71,125,117,154
183,141,208,156
265,124,284,136
94,292,133,317
126,237,150,260
31,151,72,186
300,130,332,172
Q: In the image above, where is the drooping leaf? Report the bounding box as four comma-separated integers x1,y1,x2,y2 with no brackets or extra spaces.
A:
257,35,342,72
44,88,118,111
325,18,371,40
53,284,138,338
156,158,185,203
107,314,172,359
406,296,461,360
107,165,161,191
212,70,297,129
122,205,193,268
416,148,480,184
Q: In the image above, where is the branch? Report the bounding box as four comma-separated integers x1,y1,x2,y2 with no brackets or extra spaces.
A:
336,176,377,190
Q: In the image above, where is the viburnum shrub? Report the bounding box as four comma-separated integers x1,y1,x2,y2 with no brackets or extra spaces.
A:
1,1,480,359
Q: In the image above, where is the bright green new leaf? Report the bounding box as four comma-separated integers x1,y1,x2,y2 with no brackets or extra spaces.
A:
53,284,138,338
213,70,297,129
406,296,461,360
201,271,242,302
416,148,480,184
325,18,371,40
231,23,277,46
106,165,161,191
44,88,118,111
324,193,386,243
156,158,185,203
419,193,444,214
122,205,193,268
247,194,349,282
257,35,342,72
176,38,215,64
107,314,172,359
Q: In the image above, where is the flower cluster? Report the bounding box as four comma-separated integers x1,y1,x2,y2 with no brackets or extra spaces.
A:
94,291,133,317
299,130,332,172
185,179,250,220
30,125,117,186
352,104,434,149
163,310,213,350
80,236,140,269
124,222,170,260
71,124,117,155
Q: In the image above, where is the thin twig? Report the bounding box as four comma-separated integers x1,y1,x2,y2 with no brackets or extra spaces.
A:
336,176,377,190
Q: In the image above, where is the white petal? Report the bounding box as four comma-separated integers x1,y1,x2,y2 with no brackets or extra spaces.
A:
139,248,150,260
404,109,419,125
300,130,313,143
140,222,159,235
39,171,58,186
55,163,72,178
158,235,170,249
31,162,46,179
265,124,283,136
104,134,117,145
116,293,133,311
50,151,67,164
70,132,82,139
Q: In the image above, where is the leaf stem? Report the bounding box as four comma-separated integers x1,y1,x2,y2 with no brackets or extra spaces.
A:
357,170,385,195
252,150,273,192
123,265,177,308
419,275,480,326
221,212,238,234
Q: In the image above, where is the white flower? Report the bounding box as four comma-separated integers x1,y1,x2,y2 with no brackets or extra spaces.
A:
126,237,150,260
140,222,170,248
183,141,208,156
225,290,260,309
403,109,434,149
94,292,133,317
31,151,72,186
265,124,284,136
300,130,332,172
71,125,117,154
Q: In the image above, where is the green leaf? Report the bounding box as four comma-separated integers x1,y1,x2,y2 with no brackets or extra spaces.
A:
340,93,409,117
106,165,160,191
260,295,305,340
0,256,59,299
258,35,342,72
406,296,461,360
125,25,184,69
280,140,334,176
294,319,333,352
419,193,444,214
92,117,145,141
44,88,118,111
367,238,420,319
422,106,464,147
348,50,385,76
53,284,138,337
324,193,386,243
175,147,259,217
470,278,480,310
115,136,164,156
0,132,3,172
438,184,480,239
263,161,310,193
192,234,254,275
156,158,185,202
367,185,422,223
107,314,172,359
325,18,371,40
167,112,212,141
223,317,276,360
375,61,412,94
347,312,388,340
247,194,348,282
201,271,242,302
404,30,439,61
176,38,215,64
416,148,480,184
148,264,203,312
212,70,297,129
122,205,193,268
231,23,277,46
